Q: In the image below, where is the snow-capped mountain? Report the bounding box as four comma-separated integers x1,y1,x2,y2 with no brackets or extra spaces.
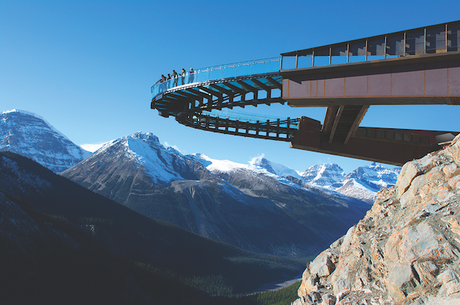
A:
193,153,399,204
196,153,399,203
336,163,400,203
300,163,345,188
191,153,302,186
298,162,400,203
86,132,204,185
249,154,302,179
344,162,400,191
62,132,370,258
0,109,91,173
1,108,396,256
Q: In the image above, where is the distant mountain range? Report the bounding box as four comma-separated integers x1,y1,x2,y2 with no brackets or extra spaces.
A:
60,131,371,258
1,109,400,258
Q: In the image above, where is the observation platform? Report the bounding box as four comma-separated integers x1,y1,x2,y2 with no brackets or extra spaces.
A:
151,21,460,165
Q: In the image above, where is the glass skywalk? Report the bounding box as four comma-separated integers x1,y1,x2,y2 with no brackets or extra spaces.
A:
151,57,281,98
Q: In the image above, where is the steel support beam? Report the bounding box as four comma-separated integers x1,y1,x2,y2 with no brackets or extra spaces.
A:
291,116,458,165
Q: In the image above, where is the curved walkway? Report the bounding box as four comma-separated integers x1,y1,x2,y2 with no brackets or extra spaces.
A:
151,58,299,141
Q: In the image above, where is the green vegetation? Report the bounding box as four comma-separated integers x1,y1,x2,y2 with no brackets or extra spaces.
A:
242,280,301,305
204,280,302,305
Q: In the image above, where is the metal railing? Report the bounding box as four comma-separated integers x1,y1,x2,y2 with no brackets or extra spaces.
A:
151,57,281,97
201,109,297,128
182,113,298,142
281,21,460,70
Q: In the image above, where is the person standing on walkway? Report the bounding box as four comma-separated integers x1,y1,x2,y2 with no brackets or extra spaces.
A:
172,70,178,87
159,74,167,92
166,74,172,89
188,68,195,83
180,68,186,85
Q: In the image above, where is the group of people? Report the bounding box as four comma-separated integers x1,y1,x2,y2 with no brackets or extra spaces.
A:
157,68,195,91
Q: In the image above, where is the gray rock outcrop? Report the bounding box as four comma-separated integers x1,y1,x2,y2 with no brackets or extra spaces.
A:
294,134,460,305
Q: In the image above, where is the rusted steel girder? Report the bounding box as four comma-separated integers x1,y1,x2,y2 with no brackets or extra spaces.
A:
290,116,458,166
281,52,460,107
282,52,460,152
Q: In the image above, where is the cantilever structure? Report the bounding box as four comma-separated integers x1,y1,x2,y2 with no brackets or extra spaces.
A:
151,21,460,166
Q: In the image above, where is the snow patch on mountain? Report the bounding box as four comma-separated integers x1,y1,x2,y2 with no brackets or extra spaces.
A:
193,153,302,179
335,163,400,203
80,143,106,152
300,163,345,188
79,132,198,186
2,109,67,142
344,163,400,191
335,179,376,203
191,153,247,172
191,153,317,192
249,154,302,179
124,132,184,183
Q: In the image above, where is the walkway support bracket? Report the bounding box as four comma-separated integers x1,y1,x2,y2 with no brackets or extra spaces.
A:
291,116,458,166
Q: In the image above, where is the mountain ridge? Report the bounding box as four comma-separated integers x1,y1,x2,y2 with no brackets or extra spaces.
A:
0,109,399,201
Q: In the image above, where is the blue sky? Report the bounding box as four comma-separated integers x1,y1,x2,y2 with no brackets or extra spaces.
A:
1,0,459,173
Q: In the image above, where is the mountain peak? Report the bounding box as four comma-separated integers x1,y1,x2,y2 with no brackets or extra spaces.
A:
128,131,160,144
0,109,90,173
191,153,246,173
76,131,199,186
249,154,275,172
336,163,400,203
345,163,400,186
1,109,67,140
249,154,301,178
300,163,345,187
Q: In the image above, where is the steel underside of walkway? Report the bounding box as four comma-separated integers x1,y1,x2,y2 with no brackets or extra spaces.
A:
152,73,300,142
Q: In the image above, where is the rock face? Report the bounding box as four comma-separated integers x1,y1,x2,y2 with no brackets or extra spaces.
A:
294,135,460,305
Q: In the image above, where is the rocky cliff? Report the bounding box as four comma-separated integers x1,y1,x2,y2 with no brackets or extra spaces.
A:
293,135,460,305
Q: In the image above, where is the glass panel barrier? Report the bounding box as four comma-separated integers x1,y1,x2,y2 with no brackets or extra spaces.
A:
297,55,313,68
153,22,460,98
152,57,281,98
281,56,296,70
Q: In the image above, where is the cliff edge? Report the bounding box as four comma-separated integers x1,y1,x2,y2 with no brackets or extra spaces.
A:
294,134,460,305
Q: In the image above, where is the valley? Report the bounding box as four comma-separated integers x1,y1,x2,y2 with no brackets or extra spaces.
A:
0,109,401,304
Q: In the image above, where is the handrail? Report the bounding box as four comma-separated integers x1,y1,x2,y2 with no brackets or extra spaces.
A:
202,109,297,128
281,20,460,70
151,57,281,97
